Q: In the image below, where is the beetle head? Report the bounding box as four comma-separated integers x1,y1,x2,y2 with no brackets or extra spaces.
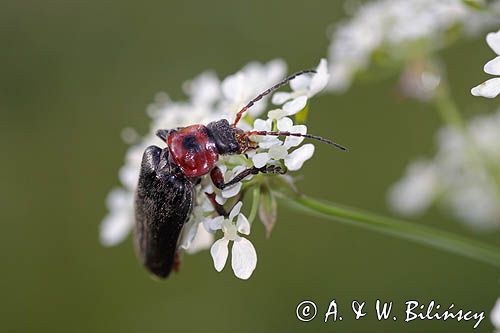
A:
206,119,247,155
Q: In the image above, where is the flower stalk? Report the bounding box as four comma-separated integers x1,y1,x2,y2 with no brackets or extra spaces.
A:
433,84,465,129
283,194,500,268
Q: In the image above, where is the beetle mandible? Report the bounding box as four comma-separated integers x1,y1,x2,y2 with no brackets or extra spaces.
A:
134,69,347,278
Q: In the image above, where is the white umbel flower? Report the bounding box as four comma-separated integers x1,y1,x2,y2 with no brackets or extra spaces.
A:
207,202,257,280
388,160,438,216
388,109,500,230
328,0,500,92
100,188,135,246
491,298,500,330
471,29,500,98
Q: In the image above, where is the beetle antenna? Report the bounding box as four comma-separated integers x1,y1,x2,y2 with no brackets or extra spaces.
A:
232,69,316,127
248,130,348,152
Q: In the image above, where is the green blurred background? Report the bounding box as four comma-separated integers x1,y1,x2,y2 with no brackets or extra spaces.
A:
1,1,499,332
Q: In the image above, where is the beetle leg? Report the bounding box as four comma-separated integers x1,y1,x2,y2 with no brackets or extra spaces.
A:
209,166,225,190
173,250,183,273
211,165,286,190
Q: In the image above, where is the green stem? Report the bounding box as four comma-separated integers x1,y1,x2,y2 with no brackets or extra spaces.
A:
248,186,261,223
434,85,465,129
283,194,500,268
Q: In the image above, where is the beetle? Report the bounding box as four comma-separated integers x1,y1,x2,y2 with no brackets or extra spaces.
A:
134,69,347,278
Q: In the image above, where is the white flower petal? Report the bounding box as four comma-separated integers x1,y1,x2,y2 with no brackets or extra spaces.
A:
218,164,227,174
236,214,251,235
290,74,311,91
308,59,329,97
284,144,315,171
203,184,215,194
484,56,500,75
327,63,351,92
100,212,133,247
105,187,131,213
222,182,242,198
232,165,247,175
271,92,293,105
201,197,215,212
231,237,257,280
202,217,212,232
265,59,287,81
180,220,198,250
291,124,307,134
253,118,271,131
252,152,270,168
281,123,307,148
491,297,500,329
268,144,288,160
246,149,256,158
229,201,243,221
118,165,140,191
471,78,500,98
118,144,143,189
284,137,305,149
486,30,500,55
99,189,134,246
210,238,229,272
184,71,221,106
221,73,244,101
267,108,287,120
215,193,226,205
387,160,437,216
284,125,307,148
283,95,307,115
208,216,225,231
257,138,281,149
277,117,293,131
184,222,214,254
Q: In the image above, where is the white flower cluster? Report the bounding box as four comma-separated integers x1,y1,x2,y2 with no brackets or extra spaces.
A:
388,109,500,230
100,59,330,279
491,298,500,331
472,28,500,98
327,0,500,92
